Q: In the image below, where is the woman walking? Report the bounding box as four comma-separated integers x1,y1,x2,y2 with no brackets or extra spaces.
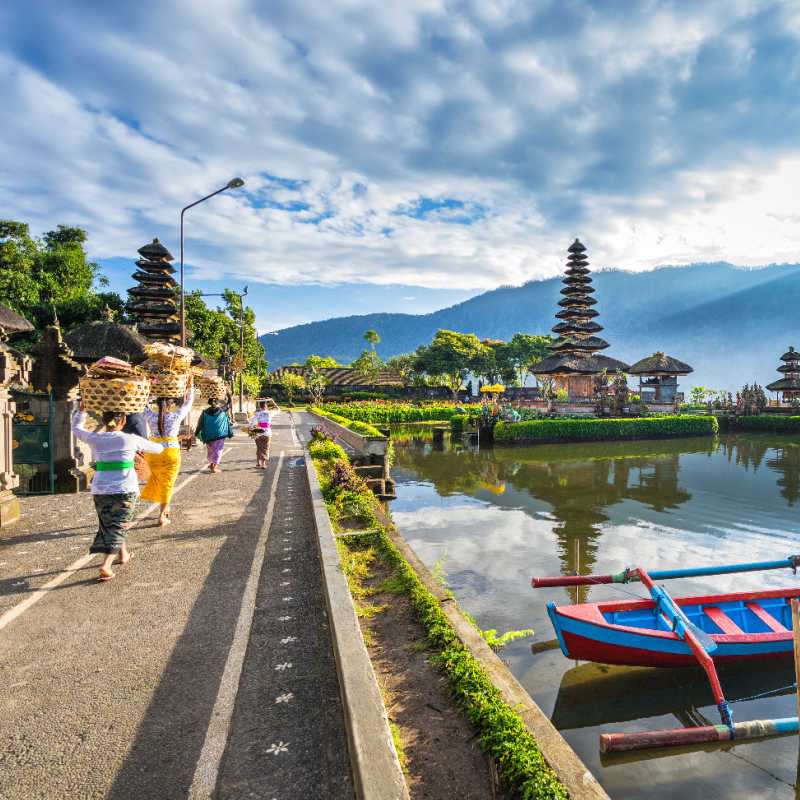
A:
196,397,234,472
71,405,164,581
248,397,280,468
141,378,195,525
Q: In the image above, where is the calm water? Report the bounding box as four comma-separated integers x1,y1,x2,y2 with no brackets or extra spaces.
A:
389,428,800,799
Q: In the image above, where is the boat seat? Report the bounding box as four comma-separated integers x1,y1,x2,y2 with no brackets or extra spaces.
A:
745,602,789,633
703,606,744,635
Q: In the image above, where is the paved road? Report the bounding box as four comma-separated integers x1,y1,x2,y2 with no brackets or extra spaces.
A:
0,412,353,799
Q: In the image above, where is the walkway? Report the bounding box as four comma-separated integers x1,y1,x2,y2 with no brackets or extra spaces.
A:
0,412,353,799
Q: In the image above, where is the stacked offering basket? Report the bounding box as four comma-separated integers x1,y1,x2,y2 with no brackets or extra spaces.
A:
79,376,151,413
198,377,228,402
149,371,189,398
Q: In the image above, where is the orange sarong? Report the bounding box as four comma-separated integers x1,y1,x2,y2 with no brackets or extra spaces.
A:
141,441,181,504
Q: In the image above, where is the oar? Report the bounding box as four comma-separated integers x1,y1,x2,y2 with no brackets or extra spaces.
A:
532,555,800,589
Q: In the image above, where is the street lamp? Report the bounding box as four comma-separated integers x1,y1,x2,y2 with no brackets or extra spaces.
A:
180,177,245,346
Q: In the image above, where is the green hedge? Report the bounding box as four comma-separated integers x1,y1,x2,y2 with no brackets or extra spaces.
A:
319,401,459,423
311,408,385,438
450,413,469,432
495,414,718,443
732,415,800,433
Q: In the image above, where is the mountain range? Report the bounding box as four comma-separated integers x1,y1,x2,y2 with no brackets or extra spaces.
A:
259,262,800,392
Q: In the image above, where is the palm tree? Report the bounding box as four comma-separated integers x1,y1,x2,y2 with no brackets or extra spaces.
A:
364,329,380,351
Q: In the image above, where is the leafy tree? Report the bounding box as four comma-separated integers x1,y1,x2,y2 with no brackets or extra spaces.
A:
507,333,553,385
278,371,306,405
351,349,384,384
0,220,120,346
386,353,418,384
415,329,486,401
689,386,709,406
306,366,329,406
305,355,340,369
364,329,380,351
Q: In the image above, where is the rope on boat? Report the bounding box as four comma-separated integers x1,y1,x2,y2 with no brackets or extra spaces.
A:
730,683,798,704
567,570,647,601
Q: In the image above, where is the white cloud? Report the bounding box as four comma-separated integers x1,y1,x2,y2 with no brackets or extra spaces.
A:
1,0,798,298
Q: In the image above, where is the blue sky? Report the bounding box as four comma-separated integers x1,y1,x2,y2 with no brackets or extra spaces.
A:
3,1,800,331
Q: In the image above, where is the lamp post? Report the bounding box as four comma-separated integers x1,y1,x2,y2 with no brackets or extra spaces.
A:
180,177,245,347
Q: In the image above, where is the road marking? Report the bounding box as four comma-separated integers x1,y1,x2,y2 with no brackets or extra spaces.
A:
188,450,285,799
0,448,232,633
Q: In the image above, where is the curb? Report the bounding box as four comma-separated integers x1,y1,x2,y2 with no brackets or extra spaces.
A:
303,444,410,800
381,519,611,800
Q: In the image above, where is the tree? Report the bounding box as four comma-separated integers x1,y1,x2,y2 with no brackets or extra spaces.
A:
305,355,339,369
507,333,553,385
386,353,418,384
0,220,119,346
278,371,306,405
415,329,486,401
351,349,384,384
364,329,380,351
689,386,709,406
306,367,329,406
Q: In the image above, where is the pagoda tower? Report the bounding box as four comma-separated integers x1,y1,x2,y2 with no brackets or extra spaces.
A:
127,239,180,343
532,239,629,398
766,346,800,403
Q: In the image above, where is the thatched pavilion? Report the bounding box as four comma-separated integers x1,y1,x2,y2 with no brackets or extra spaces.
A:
766,347,800,403
63,306,151,366
532,239,629,398
628,352,693,403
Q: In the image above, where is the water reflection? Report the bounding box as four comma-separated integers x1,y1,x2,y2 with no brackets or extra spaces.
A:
390,429,800,799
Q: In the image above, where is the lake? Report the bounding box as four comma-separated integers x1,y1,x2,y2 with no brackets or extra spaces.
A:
389,428,800,799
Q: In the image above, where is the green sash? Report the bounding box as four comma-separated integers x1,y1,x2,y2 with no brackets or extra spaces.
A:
95,461,135,471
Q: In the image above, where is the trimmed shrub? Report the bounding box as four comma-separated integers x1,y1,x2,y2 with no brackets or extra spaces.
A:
495,414,718,443
308,438,347,462
319,401,460,423
733,415,800,433
450,413,470,432
311,408,385,437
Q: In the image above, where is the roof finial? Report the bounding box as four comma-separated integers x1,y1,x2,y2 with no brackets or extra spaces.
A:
102,304,115,322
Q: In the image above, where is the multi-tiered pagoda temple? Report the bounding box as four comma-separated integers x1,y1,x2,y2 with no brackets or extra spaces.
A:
532,239,629,398
127,239,180,343
766,347,800,403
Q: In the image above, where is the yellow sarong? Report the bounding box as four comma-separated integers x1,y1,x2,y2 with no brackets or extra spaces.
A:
141,439,181,504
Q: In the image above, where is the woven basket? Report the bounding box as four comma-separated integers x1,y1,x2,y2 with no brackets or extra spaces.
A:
149,371,189,398
79,376,151,413
198,378,227,401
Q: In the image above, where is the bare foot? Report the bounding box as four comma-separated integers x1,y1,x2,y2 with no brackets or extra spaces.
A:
158,517,171,526
98,567,115,582
117,552,134,565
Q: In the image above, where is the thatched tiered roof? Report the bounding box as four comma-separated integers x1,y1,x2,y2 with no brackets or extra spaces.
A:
767,346,800,393
63,320,151,365
127,238,180,342
628,352,693,376
0,303,34,334
533,239,629,376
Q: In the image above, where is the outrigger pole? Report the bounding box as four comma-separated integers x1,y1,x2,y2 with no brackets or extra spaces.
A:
532,555,800,589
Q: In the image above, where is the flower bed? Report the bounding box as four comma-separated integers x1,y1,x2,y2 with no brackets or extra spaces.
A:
495,414,718,443
319,400,461,424
310,407,385,437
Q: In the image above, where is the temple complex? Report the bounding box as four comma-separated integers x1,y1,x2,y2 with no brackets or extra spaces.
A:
532,239,628,398
127,238,180,342
766,346,800,403
628,352,693,404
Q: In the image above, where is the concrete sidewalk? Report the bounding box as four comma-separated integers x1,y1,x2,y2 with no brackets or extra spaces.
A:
0,413,353,799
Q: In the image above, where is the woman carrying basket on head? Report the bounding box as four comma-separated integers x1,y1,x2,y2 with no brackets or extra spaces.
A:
141,377,194,525
248,397,280,468
71,405,165,582
196,396,234,472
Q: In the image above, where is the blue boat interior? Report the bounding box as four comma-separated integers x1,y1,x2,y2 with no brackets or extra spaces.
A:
601,596,795,635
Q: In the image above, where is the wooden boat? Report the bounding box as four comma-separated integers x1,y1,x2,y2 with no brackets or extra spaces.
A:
547,587,800,667
533,556,800,751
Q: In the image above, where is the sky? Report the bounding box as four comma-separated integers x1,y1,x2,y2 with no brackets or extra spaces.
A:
3,0,800,331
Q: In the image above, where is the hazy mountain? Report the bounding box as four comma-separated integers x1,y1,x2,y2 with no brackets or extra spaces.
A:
260,262,800,391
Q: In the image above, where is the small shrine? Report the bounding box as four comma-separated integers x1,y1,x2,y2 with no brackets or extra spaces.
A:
0,303,33,526
127,238,180,342
766,346,800,403
628,352,693,404
532,239,629,399
63,306,151,366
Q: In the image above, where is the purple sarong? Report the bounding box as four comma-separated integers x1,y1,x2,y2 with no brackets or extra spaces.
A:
206,438,225,464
